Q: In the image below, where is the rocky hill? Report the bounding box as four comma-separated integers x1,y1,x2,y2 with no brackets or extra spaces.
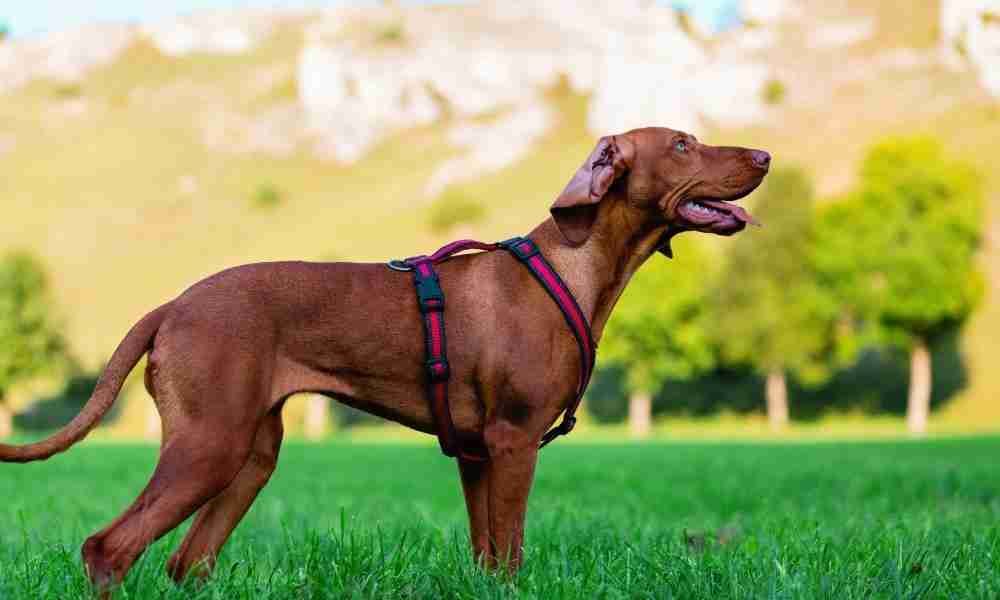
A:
0,0,997,434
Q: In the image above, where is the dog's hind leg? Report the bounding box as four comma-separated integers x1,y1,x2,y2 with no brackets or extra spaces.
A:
80,342,268,592
166,411,284,582
80,426,256,591
80,417,258,592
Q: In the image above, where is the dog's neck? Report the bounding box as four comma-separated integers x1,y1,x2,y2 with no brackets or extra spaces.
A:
529,200,667,343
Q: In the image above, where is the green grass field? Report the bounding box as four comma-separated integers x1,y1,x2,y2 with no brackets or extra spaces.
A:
1,438,998,599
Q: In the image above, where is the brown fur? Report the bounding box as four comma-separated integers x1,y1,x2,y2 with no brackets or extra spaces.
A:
0,127,769,590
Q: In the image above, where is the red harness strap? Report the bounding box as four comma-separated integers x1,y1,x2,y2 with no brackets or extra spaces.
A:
497,237,596,448
396,237,596,461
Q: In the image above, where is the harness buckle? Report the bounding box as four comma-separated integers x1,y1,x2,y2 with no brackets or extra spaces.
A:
415,274,445,313
499,237,540,261
561,415,577,433
425,357,451,383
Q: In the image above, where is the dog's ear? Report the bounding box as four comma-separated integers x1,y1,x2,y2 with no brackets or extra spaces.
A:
550,135,633,246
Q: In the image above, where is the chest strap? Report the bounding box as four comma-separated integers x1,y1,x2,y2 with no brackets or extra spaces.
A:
399,237,596,461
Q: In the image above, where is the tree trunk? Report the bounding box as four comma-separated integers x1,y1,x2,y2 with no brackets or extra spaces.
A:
0,401,12,439
765,369,789,431
304,394,330,440
629,391,651,439
906,338,932,436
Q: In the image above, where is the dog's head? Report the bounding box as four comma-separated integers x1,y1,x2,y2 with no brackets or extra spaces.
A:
551,127,770,255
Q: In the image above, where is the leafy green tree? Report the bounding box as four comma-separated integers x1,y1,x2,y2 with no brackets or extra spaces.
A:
711,167,838,430
0,252,65,438
602,239,715,437
813,138,984,435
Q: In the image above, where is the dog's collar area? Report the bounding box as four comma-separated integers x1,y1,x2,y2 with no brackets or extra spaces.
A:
656,227,683,259
391,237,596,461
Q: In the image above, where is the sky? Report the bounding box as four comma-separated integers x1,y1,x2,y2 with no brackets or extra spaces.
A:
1,1,457,37
1,1,736,38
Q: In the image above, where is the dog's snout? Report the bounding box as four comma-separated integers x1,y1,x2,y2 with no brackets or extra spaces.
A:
750,150,771,170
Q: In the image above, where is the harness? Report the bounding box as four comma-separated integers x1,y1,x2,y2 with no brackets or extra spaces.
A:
387,237,596,462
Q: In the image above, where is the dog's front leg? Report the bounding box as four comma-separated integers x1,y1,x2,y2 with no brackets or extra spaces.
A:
457,457,492,565
483,419,539,573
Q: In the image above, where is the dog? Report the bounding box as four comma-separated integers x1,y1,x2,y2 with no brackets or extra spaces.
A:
0,127,769,590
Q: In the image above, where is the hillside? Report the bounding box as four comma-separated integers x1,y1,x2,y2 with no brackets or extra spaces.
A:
0,0,997,435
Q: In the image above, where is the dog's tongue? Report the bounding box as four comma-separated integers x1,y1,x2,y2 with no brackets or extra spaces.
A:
701,200,760,226
727,204,760,226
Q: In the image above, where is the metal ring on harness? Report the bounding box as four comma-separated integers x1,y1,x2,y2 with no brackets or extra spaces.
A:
386,259,413,272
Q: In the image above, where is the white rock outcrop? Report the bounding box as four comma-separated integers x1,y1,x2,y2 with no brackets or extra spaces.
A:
941,0,1000,97
0,24,136,93
741,0,798,25
588,32,705,135
298,1,771,177
425,102,553,196
143,11,277,57
0,11,282,95
0,3,778,183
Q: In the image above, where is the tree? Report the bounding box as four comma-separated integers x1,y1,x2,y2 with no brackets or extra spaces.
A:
711,167,837,430
0,252,66,438
813,137,984,435
14,369,123,432
601,240,715,437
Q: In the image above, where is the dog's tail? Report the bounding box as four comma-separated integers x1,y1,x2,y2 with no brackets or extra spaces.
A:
0,303,170,463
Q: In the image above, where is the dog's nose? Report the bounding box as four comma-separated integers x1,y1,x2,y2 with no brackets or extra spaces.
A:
750,150,771,170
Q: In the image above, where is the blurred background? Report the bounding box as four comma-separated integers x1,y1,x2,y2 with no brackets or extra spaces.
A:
0,0,997,443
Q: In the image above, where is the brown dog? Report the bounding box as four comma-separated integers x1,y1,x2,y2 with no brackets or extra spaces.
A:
0,127,769,589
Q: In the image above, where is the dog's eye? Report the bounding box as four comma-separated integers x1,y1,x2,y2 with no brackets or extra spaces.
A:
675,140,687,153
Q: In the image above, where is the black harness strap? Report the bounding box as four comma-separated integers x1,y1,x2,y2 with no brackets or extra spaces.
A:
405,257,474,460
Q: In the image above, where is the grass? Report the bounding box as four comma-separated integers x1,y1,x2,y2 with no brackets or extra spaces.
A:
1,438,998,598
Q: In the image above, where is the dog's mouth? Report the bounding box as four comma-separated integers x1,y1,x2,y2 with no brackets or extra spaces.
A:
677,198,758,234
675,183,762,236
